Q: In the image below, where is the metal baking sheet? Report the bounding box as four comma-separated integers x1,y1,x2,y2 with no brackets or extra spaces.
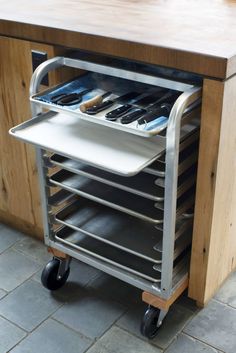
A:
30,72,173,138
145,131,199,177
50,169,164,224
9,111,166,176
55,226,162,282
55,198,163,263
50,154,165,201
50,154,195,201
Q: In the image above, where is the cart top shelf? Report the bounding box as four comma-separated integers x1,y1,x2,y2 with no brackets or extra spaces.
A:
9,111,166,176
1,0,236,78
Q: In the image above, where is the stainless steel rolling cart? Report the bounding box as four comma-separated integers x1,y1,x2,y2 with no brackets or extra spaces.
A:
9,56,201,338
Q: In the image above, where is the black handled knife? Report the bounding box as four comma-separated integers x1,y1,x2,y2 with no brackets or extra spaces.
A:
105,104,133,121
138,104,172,125
120,91,181,124
106,89,168,121
85,92,140,115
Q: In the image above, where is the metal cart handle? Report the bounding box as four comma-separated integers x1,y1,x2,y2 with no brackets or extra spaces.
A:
30,56,64,97
30,56,194,98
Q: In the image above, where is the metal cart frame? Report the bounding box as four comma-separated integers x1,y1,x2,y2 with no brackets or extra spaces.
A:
12,56,201,337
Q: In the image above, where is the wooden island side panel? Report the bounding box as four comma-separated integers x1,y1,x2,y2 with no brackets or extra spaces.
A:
0,36,77,238
189,76,236,305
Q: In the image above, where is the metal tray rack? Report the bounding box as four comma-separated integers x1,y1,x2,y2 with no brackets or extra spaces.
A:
9,56,201,339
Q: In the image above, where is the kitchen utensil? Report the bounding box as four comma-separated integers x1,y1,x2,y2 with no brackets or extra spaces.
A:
80,91,112,112
51,88,92,106
85,92,140,115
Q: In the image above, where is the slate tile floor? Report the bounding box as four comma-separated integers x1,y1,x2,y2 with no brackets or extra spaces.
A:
0,223,235,353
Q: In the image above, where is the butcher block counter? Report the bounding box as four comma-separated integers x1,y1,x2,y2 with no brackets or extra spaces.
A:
0,0,236,306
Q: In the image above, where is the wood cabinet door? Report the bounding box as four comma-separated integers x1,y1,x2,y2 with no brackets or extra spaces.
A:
0,36,75,238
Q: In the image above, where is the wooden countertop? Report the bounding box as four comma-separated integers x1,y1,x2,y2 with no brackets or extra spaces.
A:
1,0,236,79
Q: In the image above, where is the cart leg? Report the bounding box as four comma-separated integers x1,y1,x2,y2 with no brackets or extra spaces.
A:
141,305,168,339
141,277,188,338
41,248,71,290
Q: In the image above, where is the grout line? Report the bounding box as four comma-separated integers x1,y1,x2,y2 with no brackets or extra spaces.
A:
83,342,107,353
213,297,236,310
22,299,66,334
51,316,93,341
13,247,47,266
116,302,200,351
11,238,50,266
51,294,130,343
0,242,43,270
0,234,28,256
5,302,72,353
0,290,8,300
114,321,166,351
6,332,29,353
173,305,200,332
0,265,42,296
0,285,66,334
82,325,133,353
183,332,227,353
0,313,28,333
0,229,48,266
1,301,67,353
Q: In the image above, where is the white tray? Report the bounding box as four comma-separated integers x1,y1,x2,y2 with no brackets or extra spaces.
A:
9,111,166,176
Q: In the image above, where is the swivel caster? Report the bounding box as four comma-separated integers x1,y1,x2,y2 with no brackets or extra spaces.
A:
140,306,167,339
41,257,70,290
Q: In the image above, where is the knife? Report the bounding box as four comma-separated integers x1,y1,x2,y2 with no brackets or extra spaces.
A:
137,103,172,125
80,92,111,112
85,91,141,115
105,90,167,121
121,91,181,124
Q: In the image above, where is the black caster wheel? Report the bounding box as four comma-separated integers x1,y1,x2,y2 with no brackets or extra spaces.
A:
41,258,70,290
140,306,162,339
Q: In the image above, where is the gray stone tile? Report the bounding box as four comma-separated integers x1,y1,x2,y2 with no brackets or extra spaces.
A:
184,300,236,353
54,259,102,300
32,266,44,283
0,279,62,331
13,236,51,264
0,224,25,254
53,291,126,339
10,318,92,353
215,271,236,308
87,273,141,306
117,301,197,349
0,315,26,353
0,249,41,291
165,333,219,353
0,289,7,299
86,326,161,353
69,259,102,285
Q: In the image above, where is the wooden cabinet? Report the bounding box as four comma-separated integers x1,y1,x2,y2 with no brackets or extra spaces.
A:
189,76,236,305
0,36,76,238
0,37,42,237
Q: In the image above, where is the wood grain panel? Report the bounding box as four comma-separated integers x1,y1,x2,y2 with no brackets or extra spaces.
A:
1,0,236,78
0,37,78,239
189,76,236,305
0,21,226,79
189,79,224,303
203,75,236,302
